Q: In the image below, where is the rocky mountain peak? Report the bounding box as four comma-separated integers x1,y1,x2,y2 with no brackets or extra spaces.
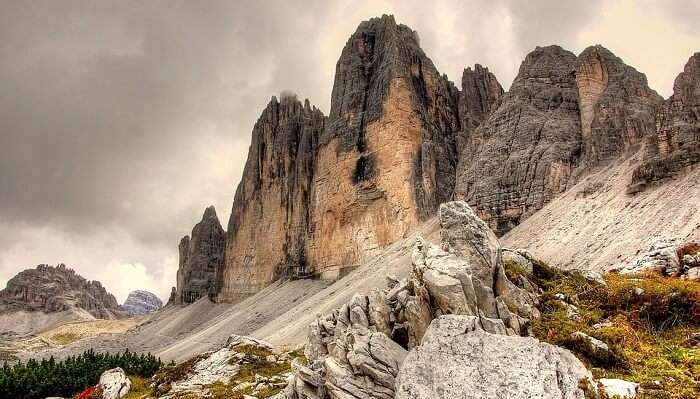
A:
176,206,226,304
454,45,581,235
576,44,663,167
218,94,326,301
633,52,700,185
122,290,162,316
0,264,124,319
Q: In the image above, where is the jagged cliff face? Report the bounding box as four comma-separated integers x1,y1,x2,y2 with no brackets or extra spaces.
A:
219,96,325,301
576,46,663,167
633,53,700,184
207,15,699,301
454,46,582,235
176,206,225,303
123,290,162,315
307,15,462,279
0,264,124,319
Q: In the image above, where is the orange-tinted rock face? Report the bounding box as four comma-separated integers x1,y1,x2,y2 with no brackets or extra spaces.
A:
306,15,461,278
218,96,325,301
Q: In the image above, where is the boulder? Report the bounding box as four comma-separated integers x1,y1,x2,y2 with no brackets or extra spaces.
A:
98,368,131,399
597,378,639,398
438,201,501,286
395,315,595,399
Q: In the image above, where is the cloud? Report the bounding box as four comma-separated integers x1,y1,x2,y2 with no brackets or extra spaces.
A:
0,1,698,299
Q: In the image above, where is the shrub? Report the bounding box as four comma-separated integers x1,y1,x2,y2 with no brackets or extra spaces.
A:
0,349,162,399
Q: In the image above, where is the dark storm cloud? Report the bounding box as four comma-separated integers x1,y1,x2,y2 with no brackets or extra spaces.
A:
0,1,334,246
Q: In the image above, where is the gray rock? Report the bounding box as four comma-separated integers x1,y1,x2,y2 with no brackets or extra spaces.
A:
98,367,131,399
0,264,125,319
396,315,595,399
454,45,581,236
686,267,700,280
122,290,162,315
176,206,226,304
570,331,610,355
633,52,700,185
438,201,501,286
597,378,639,398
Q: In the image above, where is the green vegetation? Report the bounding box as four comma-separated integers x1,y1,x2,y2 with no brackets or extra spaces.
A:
0,349,162,399
204,348,307,399
50,332,81,346
510,257,700,399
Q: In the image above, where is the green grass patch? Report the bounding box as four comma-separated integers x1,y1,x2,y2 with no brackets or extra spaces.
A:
529,264,700,399
50,332,81,346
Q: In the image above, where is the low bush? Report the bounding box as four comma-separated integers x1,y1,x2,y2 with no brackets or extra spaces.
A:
0,349,162,399
528,263,700,399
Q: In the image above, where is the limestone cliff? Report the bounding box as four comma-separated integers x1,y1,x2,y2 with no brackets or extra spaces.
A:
576,45,663,168
307,15,462,279
454,46,582,235
219,95,325,301
210,15,698,302
122,290,162,316
176,206,225,304
0,264,125,319
633,53,700,184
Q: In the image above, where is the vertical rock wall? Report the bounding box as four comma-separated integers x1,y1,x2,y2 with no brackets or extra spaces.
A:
307,15,462,279
454,46,582,235
633,53,700,184
176,206,225,304
576,45,663,167
219,96,325,301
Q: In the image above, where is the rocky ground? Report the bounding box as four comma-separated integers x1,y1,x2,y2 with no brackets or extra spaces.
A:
61,200,698,399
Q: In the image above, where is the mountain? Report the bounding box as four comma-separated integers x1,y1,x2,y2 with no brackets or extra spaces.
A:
174,206,225,304
0,264,126,331
172,15,700,306
122,290,162,316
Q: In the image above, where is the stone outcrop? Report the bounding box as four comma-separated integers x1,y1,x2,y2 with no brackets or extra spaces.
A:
98,367,131,399
219,95,325,301
633,53,700,185
454,46,582,235
576,45,663,167
395,315,594,399
122,290,162,316
152,335,294,398
176,206,225,304
307,14,462,280
0,264,125,319
283,202,545,399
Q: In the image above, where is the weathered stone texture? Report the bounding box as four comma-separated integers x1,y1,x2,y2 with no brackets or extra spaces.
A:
219,96,325,301
576,45,663,167
176,206,225,304
0,264,124,319
122,290,162,316
454,46,582,235
633,52,700,183
308,15,462,279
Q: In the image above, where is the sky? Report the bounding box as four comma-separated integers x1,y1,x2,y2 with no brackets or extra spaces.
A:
1,0,699,304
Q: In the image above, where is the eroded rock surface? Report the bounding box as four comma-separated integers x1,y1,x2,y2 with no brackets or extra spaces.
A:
176,206,225,304
99,367,131,399
395,315,594,399
284,201,542,399
576,45,663,167
122,290,162,316
219,95,325,301
454,45,582,235
0,264,125,319
634,52,700,185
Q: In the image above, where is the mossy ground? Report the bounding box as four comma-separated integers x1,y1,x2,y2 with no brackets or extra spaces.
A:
511,259,700,399
50,332,81,346
122,376,153,399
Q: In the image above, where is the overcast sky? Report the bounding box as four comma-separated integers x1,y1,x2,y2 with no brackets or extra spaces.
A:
1,0,698,303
